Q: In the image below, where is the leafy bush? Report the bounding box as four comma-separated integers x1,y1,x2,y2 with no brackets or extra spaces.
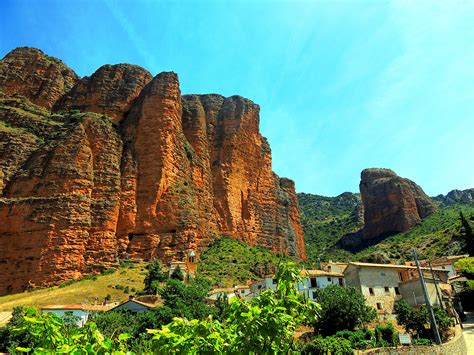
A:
150,261,320,353
395,300,454,341
143,258,167,294
412,338,432,345
375,323,398,346
170,265,184,281
335,329,376,349
312,285,376,335
300,336,353,355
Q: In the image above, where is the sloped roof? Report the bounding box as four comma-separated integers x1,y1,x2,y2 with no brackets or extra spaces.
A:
300,269,344,278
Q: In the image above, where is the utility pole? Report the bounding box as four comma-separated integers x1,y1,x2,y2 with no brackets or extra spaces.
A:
429,261,444,310
413,249,442,345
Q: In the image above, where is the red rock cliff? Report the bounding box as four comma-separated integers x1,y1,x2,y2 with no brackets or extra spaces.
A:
359,168,437,239
0,47,306,295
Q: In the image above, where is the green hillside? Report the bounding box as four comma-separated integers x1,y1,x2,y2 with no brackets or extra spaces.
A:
197,237,289,287
298,192,363,264
298,192,474,264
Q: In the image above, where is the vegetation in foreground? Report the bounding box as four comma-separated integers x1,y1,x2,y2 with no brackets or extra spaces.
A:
0,259,457,354
0,262,320,354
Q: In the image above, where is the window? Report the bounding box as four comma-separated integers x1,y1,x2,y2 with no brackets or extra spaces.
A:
395,287,400,295
310,278,317,288
312,291,316,299
327,266,332,271
257,285,262,289
327,277,331,282
369,287,374,296
376,303,383,310
381,272,386,276
398,272,405,282
272,279,277,285
384,286,390,293
339,278,344,286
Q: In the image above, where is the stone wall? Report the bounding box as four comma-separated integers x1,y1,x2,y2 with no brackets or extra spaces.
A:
355,325,467,355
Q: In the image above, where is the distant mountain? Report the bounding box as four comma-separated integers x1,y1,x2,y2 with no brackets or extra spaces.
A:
433,188,474,207
299,186,474,264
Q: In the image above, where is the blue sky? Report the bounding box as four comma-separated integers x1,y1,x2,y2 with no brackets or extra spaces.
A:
1,0,473,196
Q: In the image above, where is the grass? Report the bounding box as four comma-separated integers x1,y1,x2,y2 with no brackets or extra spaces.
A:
0,120,29,134
198,237,291,287
0,264,147,311
298,193,363,264
352,204,474,262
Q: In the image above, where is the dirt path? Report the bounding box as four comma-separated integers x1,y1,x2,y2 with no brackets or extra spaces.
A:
463,312,474,353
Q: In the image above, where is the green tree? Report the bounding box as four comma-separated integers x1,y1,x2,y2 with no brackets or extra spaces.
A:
143,258,167,294
460,212,474,255
170,265,184,281
394,300,453,341
312,285,376,336
149,261,320,353
158,277,216,320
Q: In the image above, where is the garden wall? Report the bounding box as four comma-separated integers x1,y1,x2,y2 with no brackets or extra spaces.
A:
355,325,467,355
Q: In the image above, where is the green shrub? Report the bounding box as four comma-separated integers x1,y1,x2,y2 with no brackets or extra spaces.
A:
375,323,398,346
335,329,376,349
301,336,353,355
412,338,431,345
312,285,376,335
395,300,454,341
143,259,167,294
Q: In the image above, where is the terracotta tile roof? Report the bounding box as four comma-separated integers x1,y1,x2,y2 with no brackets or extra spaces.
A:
347,262,449,273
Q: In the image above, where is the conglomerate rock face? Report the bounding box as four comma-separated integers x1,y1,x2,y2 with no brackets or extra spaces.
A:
0,47,79,109
359,168,437,239
0,47,306,295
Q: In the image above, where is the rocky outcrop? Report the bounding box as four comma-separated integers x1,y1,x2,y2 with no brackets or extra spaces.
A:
434,189,474,207
0,47,78,109
359,168,437,239
54,64,152,122
0,48,306,295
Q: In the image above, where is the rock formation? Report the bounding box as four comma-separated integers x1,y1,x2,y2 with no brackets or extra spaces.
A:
359,168,437,239
0,47,306,295
434,189,474,207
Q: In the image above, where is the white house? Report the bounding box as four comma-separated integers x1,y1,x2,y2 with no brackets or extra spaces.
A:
249,269,345,300
41,305,90,327
207,286,252,302
298,269,345,300
110,299,155,313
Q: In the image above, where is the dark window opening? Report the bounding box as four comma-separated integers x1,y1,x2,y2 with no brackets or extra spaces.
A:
338,278,344,286
369,287,374,296
376,303,383,310
395,287,400,295
384,286,390,293
310,278,317,288
272,279,277,285
327,277,331,282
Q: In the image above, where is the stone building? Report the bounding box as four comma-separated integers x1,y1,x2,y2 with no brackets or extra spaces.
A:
344,262,450,315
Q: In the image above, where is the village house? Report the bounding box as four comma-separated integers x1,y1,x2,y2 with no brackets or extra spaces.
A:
405,254,468,278
249,269,345,300
344,262,451,315
207,285,252,303
298,269,345,300
40,304,112,327
320,261,348,274
110,298,156,313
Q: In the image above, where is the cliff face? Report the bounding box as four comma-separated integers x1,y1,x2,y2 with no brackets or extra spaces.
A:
0,47,305,295
359,168,437,239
